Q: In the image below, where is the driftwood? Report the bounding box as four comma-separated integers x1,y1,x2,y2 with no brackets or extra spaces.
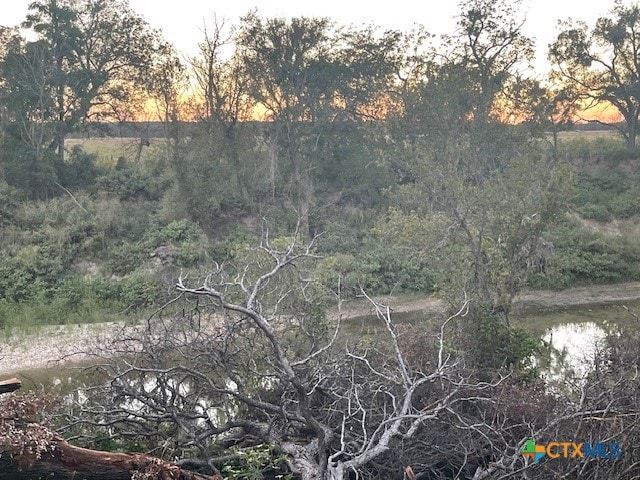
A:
0,377,22,394
0,377,221,480
0,438,221,480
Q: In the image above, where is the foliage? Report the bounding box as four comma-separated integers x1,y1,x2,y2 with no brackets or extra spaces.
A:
106,242,147,276
466,305,542,375
573,170,640,221
2,0,174,154
445,0,535,124
0,180,24,228
1,3,639,478
0,392,56,464
556,134,636,164
549,1,640,149
95,161,168,201
221,446,294,480
315,240,436,297
236,13,402,236
535,223,640,289
54,145,101,188
208,227,257,262
0,254,42,303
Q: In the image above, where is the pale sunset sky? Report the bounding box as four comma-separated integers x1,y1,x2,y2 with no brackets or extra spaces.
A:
0,0,620,75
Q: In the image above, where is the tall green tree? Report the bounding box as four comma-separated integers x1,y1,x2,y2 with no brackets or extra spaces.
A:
550,1,640,150
447,0,534,125
236,13,402,236
381,0,571,321
189,19,254,204
0,37,59,196
0,0,173,193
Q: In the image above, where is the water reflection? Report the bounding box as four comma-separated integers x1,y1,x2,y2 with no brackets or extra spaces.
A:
540,321,608,381
6,300,640,394
515,301,639,384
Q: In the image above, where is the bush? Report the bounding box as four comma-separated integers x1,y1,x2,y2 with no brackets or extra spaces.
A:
0,180,24,225
208,227,257,262
573,171,640,221
315,240,436,297
117,274,162,309
557,135,637,164
532,223,640,288
146,219,203,249
467,306,542,375
0,255,41,302
55,145,101,189
106,243,147,276
95,162,167,200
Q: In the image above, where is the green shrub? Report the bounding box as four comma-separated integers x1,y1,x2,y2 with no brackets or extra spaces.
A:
315,240,436,297
106,243,147,276
55,145,101,188
573,171,640,221
468,306,542,375
0,255,41,302
0,180,24,225
208,227,257,262
95,162,167,201
557,136,636,164
146,219,203,249
117,273,162,309
220,445,294,480
535,224,640,288
578,203,612,222
174,242,205,268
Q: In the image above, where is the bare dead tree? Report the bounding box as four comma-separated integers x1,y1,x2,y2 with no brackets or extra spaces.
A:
62,228,518,480
53,225,640,480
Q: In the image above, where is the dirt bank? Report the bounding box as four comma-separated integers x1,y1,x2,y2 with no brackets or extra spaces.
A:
1,282,639,375
335,282,640,320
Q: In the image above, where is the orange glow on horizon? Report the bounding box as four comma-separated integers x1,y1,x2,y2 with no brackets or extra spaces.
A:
579,102,623,124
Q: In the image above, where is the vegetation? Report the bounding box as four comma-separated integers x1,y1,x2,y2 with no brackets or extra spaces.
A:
550,1,640,149
1,0,640,479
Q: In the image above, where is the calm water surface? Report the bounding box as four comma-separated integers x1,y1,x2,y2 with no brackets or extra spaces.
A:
10,299,640,393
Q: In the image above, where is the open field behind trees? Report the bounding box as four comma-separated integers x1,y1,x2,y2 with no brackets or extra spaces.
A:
65,137,168,168
2,0,640,478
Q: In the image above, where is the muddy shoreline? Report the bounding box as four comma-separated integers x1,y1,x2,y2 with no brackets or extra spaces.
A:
336,281,640,319
1,282,639,375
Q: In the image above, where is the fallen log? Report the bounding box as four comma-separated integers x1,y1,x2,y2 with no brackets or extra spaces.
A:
0,377,21,394
0,377,221,480
0,436,221,480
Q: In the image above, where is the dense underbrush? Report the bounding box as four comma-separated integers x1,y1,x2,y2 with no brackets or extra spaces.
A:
1,132,639,330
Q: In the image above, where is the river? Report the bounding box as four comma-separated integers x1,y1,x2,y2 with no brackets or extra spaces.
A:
4,297,640,394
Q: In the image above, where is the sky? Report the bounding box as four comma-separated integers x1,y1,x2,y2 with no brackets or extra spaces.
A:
0,0,619,75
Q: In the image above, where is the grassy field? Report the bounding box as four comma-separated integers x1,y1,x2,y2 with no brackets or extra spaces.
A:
66,137,168,168
556,129,620,140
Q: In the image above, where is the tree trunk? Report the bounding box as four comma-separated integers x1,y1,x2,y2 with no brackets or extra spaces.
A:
0,438,220,480
280,442,324,480
627,114,637,151
0,377,21,394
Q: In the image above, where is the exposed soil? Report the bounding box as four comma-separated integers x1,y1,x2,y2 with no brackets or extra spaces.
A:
1,282,639,375
333,282,640,319
0,322,121,375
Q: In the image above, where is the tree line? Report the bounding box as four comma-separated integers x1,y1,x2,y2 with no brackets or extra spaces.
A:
2,0,640,194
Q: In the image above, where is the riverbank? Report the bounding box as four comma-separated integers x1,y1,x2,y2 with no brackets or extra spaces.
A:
1,281,640,375
336,281,640,319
